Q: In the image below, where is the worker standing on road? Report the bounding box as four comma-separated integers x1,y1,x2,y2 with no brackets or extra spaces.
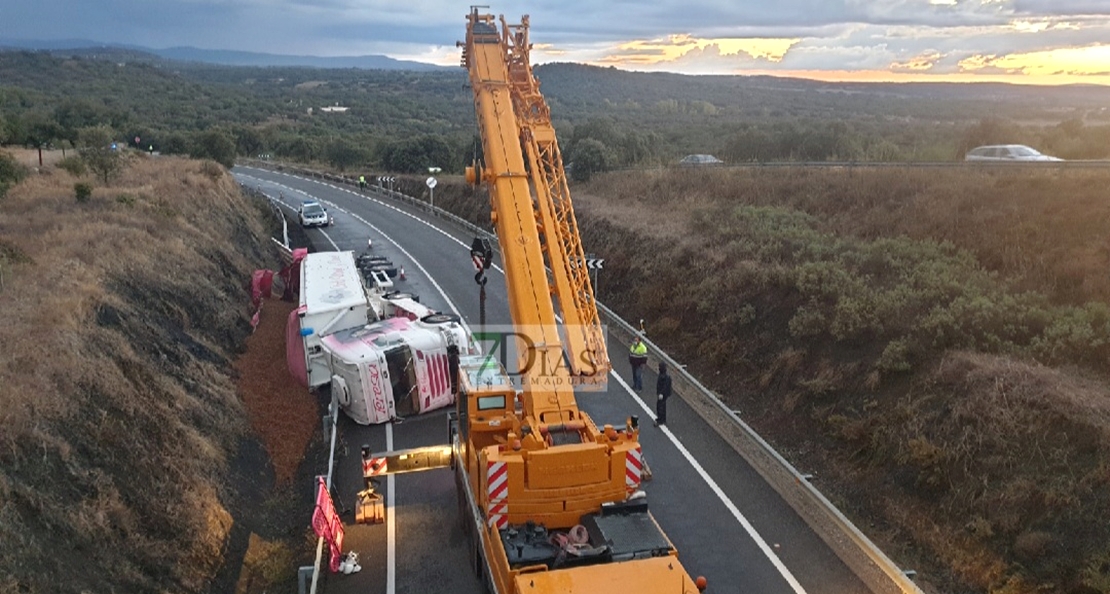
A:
358,175,367,191
629,336,648,391
654,362,672,427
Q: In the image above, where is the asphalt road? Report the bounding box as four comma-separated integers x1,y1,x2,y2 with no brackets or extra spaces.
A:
233,167,872,594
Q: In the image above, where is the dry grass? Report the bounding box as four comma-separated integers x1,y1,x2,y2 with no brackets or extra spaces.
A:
0,155,280,593
581,166,1110,306
564,165,1110,593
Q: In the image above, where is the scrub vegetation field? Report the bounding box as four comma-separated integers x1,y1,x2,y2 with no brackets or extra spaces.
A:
432,164,1110,594
568,166,1110,594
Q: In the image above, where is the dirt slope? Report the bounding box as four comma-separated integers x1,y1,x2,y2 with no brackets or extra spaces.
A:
0,153,310,594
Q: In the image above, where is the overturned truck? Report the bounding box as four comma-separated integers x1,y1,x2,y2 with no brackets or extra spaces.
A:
286,249,475,424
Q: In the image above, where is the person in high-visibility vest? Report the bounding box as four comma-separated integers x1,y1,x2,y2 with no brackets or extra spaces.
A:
358,175,366,191
629,335,648,391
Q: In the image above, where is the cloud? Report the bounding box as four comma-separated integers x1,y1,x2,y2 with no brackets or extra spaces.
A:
2,1,1110,84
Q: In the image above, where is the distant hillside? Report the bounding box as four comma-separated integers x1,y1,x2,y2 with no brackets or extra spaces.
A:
534,62,1110,123
0,38,446,71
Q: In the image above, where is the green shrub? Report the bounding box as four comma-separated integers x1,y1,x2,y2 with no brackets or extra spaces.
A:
115,193,136,206
0,151,28,200
56,156,87,176
74,182,93,203
876,339,912,373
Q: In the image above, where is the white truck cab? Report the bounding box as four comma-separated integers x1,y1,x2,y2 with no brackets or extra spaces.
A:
323,313,472,424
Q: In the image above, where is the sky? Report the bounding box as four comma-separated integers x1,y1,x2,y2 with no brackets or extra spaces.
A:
4,1,1110,85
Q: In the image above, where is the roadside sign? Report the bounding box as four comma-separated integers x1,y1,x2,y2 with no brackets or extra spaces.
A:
426,177,438,189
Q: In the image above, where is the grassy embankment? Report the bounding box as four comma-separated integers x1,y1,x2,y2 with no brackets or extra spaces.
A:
430,165,1110,594
0,152,314,594
580,166,1110,594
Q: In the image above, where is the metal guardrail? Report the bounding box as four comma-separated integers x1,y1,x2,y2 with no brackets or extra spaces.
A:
238,160,925,594
599,305,923,594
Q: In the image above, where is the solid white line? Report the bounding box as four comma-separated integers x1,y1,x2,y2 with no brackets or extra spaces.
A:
242,169,806,592
386,422,396,594
610,372,808,593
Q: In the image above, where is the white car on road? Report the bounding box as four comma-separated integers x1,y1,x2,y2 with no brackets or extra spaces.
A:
298,200,332,228
965,145,1063,162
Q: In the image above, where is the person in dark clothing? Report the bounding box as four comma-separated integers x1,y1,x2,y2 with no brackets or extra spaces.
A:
655,362,672,427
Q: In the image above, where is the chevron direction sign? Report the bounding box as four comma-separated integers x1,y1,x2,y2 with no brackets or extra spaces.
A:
586,258,604,270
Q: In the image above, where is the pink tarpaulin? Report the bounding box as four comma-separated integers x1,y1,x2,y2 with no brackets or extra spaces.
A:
279,248,308,302
311,477,345,572
250,269,275,308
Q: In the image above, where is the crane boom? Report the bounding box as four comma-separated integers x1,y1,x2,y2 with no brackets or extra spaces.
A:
463,11,609,405
454,8,704,594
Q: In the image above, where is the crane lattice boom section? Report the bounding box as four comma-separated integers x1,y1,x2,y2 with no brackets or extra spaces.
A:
463,11,609,388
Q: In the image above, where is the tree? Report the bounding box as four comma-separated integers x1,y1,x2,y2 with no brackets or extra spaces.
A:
234,126,265,158
160,132,192,156
324,139,366,172
191,129,237,168
276,135,317,163
77,125,123,184
55,99,108,151
380,135,452,173
568,138,612,182
21,111,62,167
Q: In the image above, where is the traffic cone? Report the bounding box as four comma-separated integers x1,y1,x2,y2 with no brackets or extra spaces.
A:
399,266,406,281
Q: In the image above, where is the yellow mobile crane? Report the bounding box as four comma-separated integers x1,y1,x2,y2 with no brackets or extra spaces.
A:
448,7,706,593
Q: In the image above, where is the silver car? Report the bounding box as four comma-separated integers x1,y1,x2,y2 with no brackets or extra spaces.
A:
964,145,1063,162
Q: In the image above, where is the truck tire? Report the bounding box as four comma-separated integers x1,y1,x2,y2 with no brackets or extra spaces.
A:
358,256,391,266
422,313,460,325
384,291,418,302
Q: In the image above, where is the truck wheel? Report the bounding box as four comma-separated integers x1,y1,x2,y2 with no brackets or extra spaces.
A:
422,313,460,325
384,291,417,301
472,537,486,588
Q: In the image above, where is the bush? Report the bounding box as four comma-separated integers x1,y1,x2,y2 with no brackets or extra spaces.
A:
74,182,92,203
0,151,28,200
56,156,87,176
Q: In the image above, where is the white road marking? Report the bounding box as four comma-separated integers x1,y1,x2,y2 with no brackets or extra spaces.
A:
386,422,396,594
610,372,808,593
239,169,809,594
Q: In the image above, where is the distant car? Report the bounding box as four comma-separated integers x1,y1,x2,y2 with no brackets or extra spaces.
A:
298,201,331,228
679,154,725,166
964,145,1063,162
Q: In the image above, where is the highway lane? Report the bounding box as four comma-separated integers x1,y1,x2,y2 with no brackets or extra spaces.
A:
234,167,870,594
